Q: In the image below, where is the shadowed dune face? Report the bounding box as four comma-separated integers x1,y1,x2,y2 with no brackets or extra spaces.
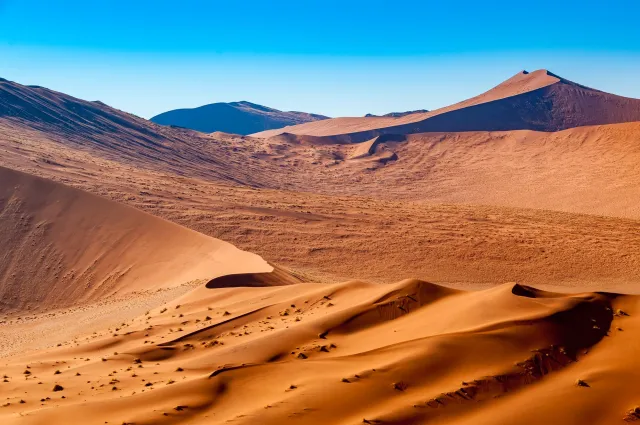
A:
205,264,305,288
1,276,637,425
251,70,640,141
0,166,270,313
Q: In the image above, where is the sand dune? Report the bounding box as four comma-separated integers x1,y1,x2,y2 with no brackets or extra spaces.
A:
0,275,638,424
0,78,287,187
322,122,640,218
252,70,640,141
366,109,430,118
0,166,270,313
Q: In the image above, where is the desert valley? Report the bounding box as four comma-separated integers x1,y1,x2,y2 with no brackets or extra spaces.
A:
2,67,640,425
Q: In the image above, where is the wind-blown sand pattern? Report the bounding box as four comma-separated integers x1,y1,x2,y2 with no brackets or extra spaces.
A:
2,274,640,425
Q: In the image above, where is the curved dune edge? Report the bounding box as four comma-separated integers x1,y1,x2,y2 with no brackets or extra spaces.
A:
1,278,638,425
0,166,271,313
204,263,305,289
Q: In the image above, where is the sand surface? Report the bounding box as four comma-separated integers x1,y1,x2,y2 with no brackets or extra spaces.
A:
2,71,640,424
0,166,270,313
1,273,640,424
2,123,640,288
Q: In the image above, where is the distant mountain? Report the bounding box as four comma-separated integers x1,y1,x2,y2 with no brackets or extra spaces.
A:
365,109,430,118
150,101,329,135
252,70,640,142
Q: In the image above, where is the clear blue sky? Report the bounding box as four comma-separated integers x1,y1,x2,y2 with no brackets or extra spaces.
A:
1,0,639,118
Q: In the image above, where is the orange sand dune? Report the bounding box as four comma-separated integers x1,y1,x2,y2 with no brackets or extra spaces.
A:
0,166,270,313
0,274,638,424
252,70,640,141
323,122,640,218
0,78,284,187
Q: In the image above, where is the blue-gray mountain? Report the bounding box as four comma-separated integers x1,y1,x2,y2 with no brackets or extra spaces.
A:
150,101,328,135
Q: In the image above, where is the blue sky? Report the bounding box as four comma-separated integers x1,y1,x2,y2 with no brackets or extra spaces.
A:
1,0,639,118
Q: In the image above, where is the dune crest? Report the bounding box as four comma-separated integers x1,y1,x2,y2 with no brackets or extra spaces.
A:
252,69,640,141
1,278,636,425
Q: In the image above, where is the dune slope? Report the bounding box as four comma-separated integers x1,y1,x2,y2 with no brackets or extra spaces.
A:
0,166,270,313
252,70,640,142
4,126,640,288
0,277,637,425
0,78,287,186
320,122,640,218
